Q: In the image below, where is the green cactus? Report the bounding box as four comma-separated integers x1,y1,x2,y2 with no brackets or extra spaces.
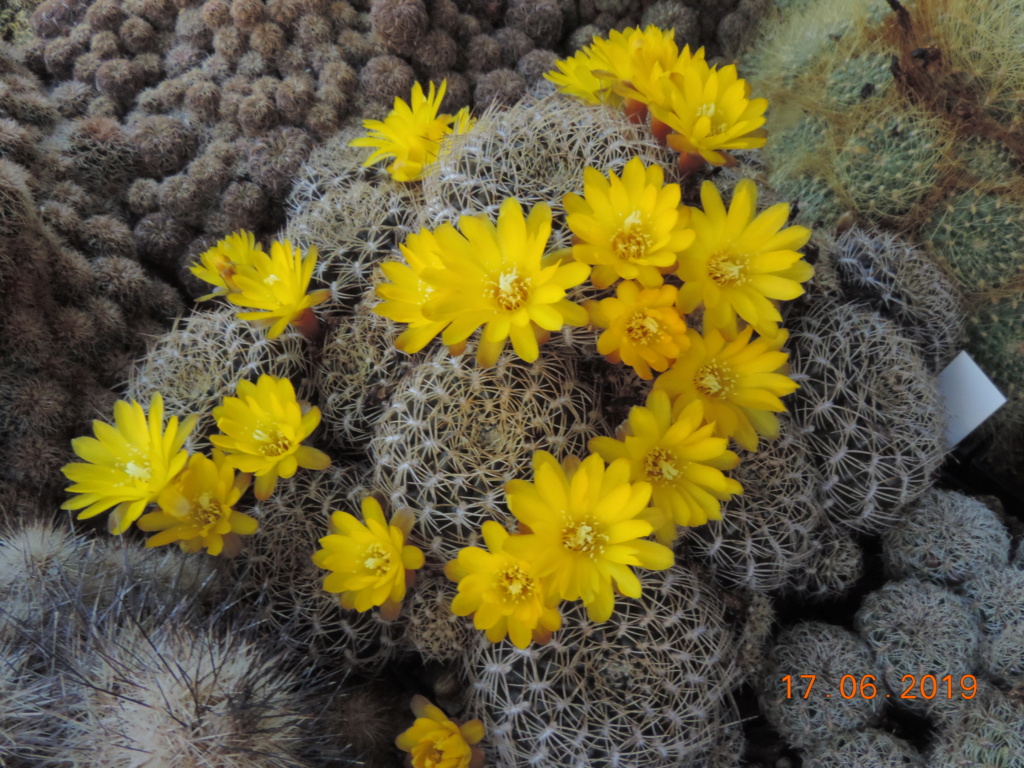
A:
824,51,894,109
965,290,1024,420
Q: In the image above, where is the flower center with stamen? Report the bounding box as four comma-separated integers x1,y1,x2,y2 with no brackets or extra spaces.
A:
643,447,681,483
695,102,727,135
251,427,292,457
190,492,223,529
362,543,392,575
625,311,662,346
489,269,529,312
497,563,534,601
611,211,652,262
707,250,747,286
263,273,281,285
695,362,735,398
122,460,152,482
562,518,606,554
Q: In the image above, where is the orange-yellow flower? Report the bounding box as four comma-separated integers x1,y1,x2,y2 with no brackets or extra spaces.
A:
563,157,695,289
137,451,256,556
446,521,561,648
395,696,485,768
675,179,813,339
587,280,690,380
60,393,197,535
503,451,673,623
210,374,331,500
653,326,798,451
313,497,425,620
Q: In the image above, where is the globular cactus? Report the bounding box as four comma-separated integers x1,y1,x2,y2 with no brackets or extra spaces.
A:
678,418,824,594
464,564,742,768
855,579,980,718
833,225,964,371
965,290,1024,426
757,621,887,750
786,299,946,532
928,683,1024,767
962,567,1024,636
127,307,316,450
419,93,676,240
370,341,607,564
801,729,924,768
881,490,1011,585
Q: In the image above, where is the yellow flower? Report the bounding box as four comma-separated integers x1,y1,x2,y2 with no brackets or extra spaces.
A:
545,45,621,106
210,374,331,500
395,197,590,366
653,326,798,451
587,280,690,380
60,393,197,535
349,80,474,182
592,27,703,110
445,521,561,648
312,497,425,620
373,228,452,354
590,390,742,533
227,239,331,340
503,451,673,623
647,58,768,169
137,451,256,556
396,696,485,768
189,230,265,301
675,179,813,339
563,157,695,289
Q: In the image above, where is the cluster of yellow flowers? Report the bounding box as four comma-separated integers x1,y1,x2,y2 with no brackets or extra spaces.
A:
190,231,331,340
60,375,330,554
349,80,474,182
546,25,769,173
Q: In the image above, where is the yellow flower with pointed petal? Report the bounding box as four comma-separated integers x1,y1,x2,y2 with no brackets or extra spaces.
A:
647,59,768,169
503,451,673,623
416,197,590,366
593,27,704,111
210,374,331,500
227,239,331,340
676,179,813,339
373,228,453,354
350,80,474,182
590,390,742,531
446,521,561,648
396,696,485,768
60,393,197,535
564,157,695,289
587,280,690,380
189,230,264,301
313,497,425,620
545,45,621,106
137,451,256,556
653,326,798,451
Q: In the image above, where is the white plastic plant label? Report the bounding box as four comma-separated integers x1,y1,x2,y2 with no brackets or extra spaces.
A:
936,351,1007,449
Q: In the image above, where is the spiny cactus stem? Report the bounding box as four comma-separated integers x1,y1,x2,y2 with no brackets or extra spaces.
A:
293,307,321,342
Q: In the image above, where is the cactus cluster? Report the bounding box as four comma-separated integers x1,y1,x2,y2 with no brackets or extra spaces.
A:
746,0,1024,449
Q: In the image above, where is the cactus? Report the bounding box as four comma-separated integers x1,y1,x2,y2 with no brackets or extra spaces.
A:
757,621,887,750
965,290,1024,425
928,684,1024,768
881,490,1011,585
923,190,1024,294
783,521,865,602
786,299,946,532
833,226,964,371
127,308,316,450
464,564,742,768
801,729,924,768
678,417,824,594
855,579,980,718
961,567,1024,636
370,340,608,564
